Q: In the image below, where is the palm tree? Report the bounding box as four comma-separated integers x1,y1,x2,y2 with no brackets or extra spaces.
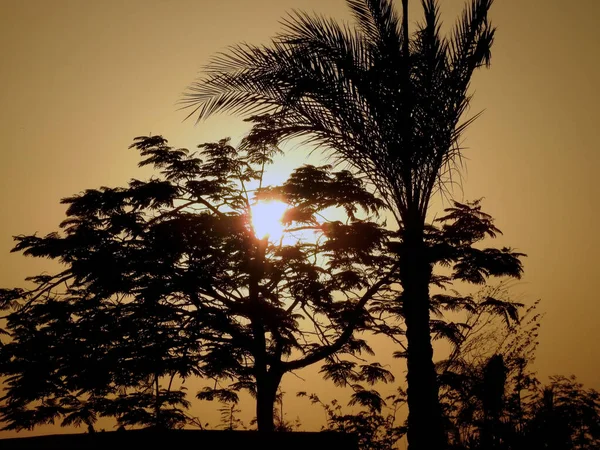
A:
181,1,497,448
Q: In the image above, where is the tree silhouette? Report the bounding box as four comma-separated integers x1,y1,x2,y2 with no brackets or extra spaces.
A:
525,376,600,450
181,1,502,447
298,389,407,450
434,294,600,450
435,287,534,448
0,132,400,433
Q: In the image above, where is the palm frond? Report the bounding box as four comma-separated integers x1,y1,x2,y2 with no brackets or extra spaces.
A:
347,0,402,50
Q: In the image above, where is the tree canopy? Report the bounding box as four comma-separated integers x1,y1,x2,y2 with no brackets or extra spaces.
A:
0,125,525,437
0,133,400,432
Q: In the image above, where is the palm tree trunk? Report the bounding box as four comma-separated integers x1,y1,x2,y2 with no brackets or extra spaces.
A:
401,226,447,450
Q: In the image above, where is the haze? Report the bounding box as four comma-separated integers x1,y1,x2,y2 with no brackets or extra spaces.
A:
1,0,598,437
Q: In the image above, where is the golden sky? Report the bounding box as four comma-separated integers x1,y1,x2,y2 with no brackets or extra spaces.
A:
1,0,599,438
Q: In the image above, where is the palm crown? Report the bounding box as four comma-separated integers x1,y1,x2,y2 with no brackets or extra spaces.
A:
181,0,495,227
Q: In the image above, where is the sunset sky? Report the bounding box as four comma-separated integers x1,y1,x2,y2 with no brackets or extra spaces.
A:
1,0,599,438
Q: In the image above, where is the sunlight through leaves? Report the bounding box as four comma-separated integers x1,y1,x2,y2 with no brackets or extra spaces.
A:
250,200,288,241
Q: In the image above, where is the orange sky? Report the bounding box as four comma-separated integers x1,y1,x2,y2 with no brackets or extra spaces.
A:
1,0,599,438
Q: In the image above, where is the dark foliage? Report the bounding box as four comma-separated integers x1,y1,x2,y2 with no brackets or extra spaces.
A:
0,133,396,432
298,389,406,450
436,295,600,450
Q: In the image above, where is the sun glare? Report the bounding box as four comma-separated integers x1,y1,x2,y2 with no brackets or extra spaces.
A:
251,201,288,240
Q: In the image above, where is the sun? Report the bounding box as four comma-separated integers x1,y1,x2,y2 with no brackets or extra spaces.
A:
250,200,288,240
